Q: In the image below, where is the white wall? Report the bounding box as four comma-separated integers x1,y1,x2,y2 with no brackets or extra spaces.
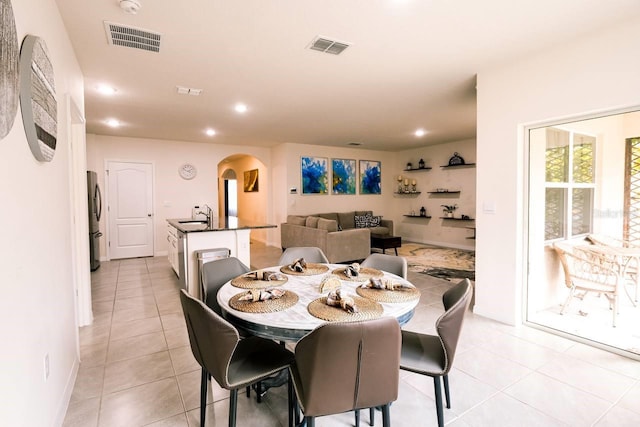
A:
396,139,476,249
270,143,400,246
0,0,85,424
86,135,273,255
476,16,640,325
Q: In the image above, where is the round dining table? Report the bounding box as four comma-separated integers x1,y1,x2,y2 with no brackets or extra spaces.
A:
217,263,419,342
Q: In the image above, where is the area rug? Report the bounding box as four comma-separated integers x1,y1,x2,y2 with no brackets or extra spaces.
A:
397,243,475,281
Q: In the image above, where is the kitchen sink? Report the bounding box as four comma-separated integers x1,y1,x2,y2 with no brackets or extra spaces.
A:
178,219,208,224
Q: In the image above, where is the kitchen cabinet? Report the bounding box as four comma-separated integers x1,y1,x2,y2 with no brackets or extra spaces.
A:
167,224,179,276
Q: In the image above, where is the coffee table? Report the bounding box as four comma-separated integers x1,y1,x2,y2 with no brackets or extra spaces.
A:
371,234,402,255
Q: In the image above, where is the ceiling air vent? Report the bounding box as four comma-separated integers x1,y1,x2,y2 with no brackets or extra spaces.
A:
308,36,350,55
104,21,161,53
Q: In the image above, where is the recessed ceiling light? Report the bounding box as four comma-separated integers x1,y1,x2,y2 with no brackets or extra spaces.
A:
97,84,117,95
205,128,216,136
414,129,426,137
106,119,120,128
234,103,248,114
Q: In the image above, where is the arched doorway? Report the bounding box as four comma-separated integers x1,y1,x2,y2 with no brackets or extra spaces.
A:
218,154,269,243
221,169,238,216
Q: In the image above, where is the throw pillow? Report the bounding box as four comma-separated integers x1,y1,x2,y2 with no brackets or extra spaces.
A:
317,218,338,232
305,216,320,228
368,215,382,227
288,215,306,226
354,215,369,228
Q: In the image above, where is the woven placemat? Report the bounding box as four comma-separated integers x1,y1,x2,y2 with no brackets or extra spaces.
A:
230,274,288,289
356,286,421,303
331,267,384,282
307,296,383,322
229,290,299,313
280,263,329,276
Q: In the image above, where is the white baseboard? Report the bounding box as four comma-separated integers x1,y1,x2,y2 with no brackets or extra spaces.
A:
54,358,79,427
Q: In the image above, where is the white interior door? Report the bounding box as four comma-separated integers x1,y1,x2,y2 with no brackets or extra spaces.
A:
107,161,154,259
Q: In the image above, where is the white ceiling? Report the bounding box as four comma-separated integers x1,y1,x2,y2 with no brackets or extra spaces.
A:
55,0,640,151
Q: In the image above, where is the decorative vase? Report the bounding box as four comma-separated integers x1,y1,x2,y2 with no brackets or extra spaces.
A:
418,158,425,169
446,212,454,218
420,206,426,217
406,162,412,170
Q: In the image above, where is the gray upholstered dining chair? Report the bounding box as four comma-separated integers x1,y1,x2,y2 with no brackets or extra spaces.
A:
290,317,401,427
179,289,295,427
399,279,472,427
278,246,329,265
361,253,408,279
200,256,250,314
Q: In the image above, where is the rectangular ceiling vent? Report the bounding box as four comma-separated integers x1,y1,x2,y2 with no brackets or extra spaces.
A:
308,36,350,55
104,21,162,53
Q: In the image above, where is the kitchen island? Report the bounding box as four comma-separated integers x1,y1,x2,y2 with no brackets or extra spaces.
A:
167,217,276,298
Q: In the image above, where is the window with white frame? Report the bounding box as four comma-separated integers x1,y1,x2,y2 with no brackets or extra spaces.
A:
544,127,595,241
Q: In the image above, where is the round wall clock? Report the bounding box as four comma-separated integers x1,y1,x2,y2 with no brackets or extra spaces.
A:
19,34,57,162
179,163,197,180
0,0,20,139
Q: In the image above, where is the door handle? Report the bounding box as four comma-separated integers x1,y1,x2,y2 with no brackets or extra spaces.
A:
147,214,152,217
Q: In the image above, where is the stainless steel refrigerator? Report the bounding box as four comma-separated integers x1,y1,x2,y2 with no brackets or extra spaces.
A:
87,171,103,271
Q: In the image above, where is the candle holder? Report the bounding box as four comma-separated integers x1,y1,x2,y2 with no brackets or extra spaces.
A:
397,175,403,193
411,179,417,193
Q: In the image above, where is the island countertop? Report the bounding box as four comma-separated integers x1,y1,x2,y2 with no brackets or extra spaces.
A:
167,217,277,233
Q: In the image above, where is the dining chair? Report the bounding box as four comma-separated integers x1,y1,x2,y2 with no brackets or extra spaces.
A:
290,317,401,427
361,253,408,279
200,256,250,314
179,289,295,427
278,246,329,265
399,279,472,427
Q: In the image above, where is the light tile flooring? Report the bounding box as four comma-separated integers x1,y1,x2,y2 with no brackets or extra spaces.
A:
63,242,640,426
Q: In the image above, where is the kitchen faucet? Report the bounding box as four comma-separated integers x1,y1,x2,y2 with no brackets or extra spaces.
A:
195,204,214,227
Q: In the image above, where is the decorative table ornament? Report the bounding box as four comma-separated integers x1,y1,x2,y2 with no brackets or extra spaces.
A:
420,206,427,217
418,158,425,169
448,152,465,166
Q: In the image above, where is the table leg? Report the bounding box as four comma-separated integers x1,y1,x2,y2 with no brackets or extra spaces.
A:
382,248,386,254
394,248,398,256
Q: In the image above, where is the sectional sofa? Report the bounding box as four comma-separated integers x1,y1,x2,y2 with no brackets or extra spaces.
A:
280,211,393,263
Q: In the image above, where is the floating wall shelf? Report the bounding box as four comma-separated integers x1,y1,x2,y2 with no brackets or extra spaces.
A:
439,217,475,221
427,191,460,194
404,167,432,172
440,163,476,168
394,192,421,195
403,215,432,219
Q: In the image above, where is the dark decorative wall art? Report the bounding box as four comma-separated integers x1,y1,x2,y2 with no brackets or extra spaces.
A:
301,156,328,194
0,0,19,139
359,160,381,195
332,158,356,195
19,35,57,162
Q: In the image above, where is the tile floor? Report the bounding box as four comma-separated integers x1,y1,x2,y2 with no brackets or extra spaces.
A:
63,242,640,426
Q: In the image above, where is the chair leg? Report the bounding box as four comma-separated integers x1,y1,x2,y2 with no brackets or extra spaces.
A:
355,409,360,426
560,286,576,314
443,374,451,409
369,407,375,426
288,373,294,427
229,389,238,427
246,385,250,397
306,416,315,427
381,404,391,427
433,376,444,427
200,368,207,427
